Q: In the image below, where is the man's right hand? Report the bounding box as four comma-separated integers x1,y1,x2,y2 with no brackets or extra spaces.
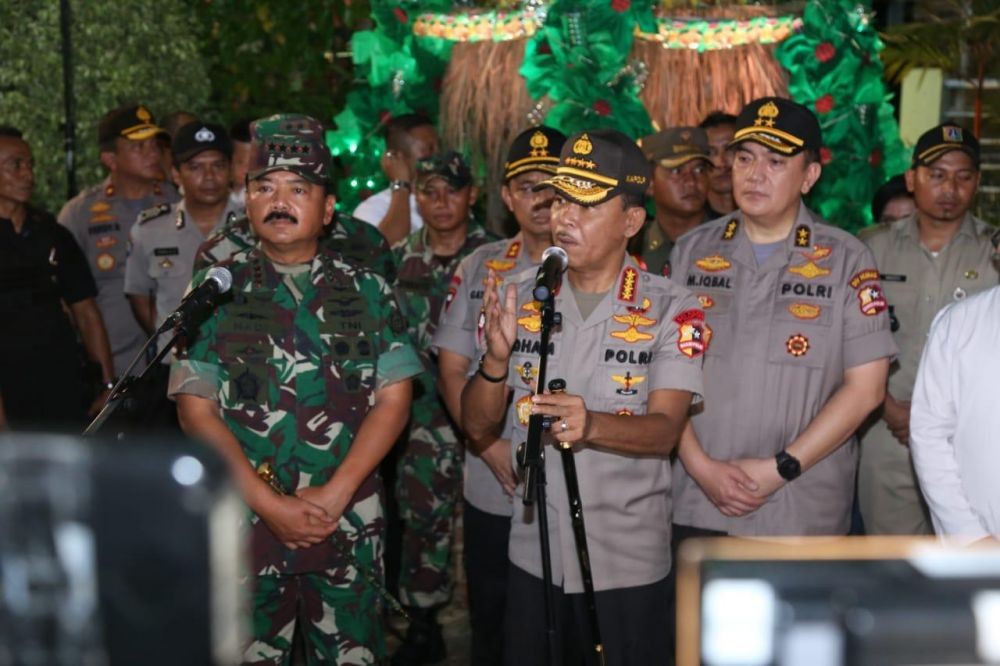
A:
257,493,336,550
479,438,517,499
689,455,766,517
882,394,911,446
481,269,518,367
381,150,412,183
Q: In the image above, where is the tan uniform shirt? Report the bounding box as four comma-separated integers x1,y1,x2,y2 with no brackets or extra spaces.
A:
670,205,897,535
504,257,704,592
431,235,538,516
860,213,998,401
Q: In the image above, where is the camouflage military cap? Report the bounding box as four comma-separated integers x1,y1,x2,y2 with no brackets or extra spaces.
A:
247,114,331,185
415,151,472,189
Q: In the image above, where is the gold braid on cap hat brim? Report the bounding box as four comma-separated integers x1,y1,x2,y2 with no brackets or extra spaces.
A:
544,175,613,205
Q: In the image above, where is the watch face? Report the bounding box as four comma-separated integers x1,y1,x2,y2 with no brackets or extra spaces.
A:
777,455,801,480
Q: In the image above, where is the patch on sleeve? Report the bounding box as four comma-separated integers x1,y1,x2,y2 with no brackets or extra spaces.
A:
674,308,710,358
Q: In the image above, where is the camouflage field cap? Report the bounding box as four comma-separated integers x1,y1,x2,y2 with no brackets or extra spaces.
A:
247,114,331,185
415,151,473,189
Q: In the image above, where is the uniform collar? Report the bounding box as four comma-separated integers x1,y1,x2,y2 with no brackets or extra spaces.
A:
557,254,646,331
414,219,489,262
726,202,817,271
643,217,668,253
899,211,980,243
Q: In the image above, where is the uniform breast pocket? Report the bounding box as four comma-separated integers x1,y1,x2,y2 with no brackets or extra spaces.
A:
220,336,274,409
596,346,653,415
699,291,735,362
768,303,833,369
322,333,377,398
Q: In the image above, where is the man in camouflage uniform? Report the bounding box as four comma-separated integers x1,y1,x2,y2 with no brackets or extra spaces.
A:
431,126,565,666
170,114,422,665
391,151,497,664
59,105,179,376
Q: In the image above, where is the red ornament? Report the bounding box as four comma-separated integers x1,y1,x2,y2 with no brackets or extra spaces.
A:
868,149,883,167
819,147,832,165
815,94,834,114
378,110,392,125
815,42,836,63
593,100,612,116
611,0,631,11
537,40,552,55
393,7,408,23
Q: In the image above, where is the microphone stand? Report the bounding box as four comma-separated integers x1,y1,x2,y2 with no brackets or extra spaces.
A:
82,320,188,438
516,291,560,666
548,379,606,666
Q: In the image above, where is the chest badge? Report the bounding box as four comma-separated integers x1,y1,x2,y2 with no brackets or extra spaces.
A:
159,257,174,269
95,252,116,272
804,245,832,261
963,270,979,280
517,301,542,333
485,258,517,273
612,371,645,396
516,361,539,386
695,255,732,272
610,297,656,343
787,261,831,280
786,333,810,357
516,395,533,426
788,303,821,320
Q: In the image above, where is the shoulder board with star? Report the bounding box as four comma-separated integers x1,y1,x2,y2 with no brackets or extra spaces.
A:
137,203,172,225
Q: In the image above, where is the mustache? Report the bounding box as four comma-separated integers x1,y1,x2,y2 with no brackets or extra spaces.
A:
264,211,298,224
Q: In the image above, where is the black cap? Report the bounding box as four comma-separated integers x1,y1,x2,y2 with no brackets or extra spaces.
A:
912,123,980,169
171,121,233,164
504,126,567,180
98,105,166,146
415,151,473,189
730,97,822,156
534,129,651,207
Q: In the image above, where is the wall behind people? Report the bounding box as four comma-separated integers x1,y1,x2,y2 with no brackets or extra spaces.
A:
0,1,210,213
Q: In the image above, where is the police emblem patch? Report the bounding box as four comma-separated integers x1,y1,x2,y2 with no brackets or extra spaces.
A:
95,252,116,271
516,361,539,386
857,284,887,316
674,308,710,358
788,303,821,320
694,255,732,272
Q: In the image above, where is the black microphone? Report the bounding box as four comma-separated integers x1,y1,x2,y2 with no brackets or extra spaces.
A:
532,246,568,302
158,266,233,333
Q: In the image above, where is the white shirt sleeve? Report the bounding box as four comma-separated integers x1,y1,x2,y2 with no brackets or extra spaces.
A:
909,305,990,543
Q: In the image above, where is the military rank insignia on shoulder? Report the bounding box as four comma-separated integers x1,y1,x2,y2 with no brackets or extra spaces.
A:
138,203,171,225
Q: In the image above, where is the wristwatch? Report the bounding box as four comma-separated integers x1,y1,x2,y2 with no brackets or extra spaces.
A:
775,451,802,481
389,180,411,193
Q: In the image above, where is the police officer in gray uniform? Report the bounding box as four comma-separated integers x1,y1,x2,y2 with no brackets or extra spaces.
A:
857,124,998,535
58,105,179,376
670,97,897,538
464,129,704,665
432,125,565,666
125,121,240,351
124,121,239,426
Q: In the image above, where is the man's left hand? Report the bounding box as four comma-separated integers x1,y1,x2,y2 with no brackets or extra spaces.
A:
731,457,786,499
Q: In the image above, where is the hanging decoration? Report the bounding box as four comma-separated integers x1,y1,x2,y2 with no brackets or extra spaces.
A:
327,0,908,234
776,0,909,232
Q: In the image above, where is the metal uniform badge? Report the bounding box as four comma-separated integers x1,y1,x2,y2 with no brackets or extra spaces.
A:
517,301,542,333
612,371,645,396
610,298,657,344
694,255,732,272
786,333,810,357
787,261,831,279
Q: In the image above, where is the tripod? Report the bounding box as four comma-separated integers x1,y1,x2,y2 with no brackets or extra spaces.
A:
516,293,606,666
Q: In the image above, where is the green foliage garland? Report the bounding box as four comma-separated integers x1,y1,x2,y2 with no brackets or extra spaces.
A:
776,0,909,232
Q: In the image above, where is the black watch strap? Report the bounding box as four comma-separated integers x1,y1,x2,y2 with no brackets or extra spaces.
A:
477,356,508,384
775,451,802,481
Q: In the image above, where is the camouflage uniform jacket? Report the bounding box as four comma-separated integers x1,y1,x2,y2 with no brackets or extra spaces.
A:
392,223,499,356
193,212,399,282
169,246,422,575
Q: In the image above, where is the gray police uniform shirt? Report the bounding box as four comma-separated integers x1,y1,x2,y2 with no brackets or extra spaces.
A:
58,178,179,375
124,199,242,363
431,234,536,516
503,256,704,592
860,212,998,401
670,205,897,536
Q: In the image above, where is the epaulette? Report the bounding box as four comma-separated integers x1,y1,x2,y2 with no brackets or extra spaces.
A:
137,203,172,225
